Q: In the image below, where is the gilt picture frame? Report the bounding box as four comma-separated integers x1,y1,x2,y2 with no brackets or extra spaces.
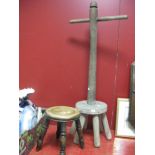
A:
115,98,135,138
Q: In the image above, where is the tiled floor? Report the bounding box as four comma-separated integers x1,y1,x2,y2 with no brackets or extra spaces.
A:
30,125,135,155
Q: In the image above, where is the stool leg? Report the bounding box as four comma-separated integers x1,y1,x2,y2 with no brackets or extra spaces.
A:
36,117,50,151
60,122,66,155
102,114,112,140
83,115,88,130
56,122,61,139
70,115,88,134
70,121,76,135
99,115,104,133
74,114,87,144
93,115,100,147
75,119,84,149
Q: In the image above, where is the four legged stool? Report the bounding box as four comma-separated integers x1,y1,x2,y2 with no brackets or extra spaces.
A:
70,100,112,147
36,106,84,155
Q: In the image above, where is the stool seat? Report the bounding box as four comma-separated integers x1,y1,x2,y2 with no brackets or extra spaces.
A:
75,100,107,115
46,106,80,120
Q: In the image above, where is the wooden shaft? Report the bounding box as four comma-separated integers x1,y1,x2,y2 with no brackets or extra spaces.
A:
69,15,128,24
87,1,97,105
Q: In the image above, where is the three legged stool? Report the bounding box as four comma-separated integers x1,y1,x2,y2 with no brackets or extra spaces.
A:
70,100,112,147
36,106,84,155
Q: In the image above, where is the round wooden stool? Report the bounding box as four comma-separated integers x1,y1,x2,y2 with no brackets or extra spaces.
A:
70,101,112,147
36,106,84,155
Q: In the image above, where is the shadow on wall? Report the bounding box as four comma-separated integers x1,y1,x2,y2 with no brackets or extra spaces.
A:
68,36,129,65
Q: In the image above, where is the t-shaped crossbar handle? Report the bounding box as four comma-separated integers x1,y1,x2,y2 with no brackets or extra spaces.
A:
70,1,128,105
70,15,128,24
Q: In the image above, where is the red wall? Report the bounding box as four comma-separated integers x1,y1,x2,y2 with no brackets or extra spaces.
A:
19,0,135,129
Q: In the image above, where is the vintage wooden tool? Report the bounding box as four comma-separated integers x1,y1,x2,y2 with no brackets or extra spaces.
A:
70,1,128,147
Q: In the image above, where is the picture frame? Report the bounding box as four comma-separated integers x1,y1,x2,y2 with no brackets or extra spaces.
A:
115,98,135,138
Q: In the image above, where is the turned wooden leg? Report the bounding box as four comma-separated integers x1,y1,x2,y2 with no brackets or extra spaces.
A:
60,122,66,155
102,114,112,140
70,115,88,135
36,117,50,151
93,115,100,147
74,114,87,144
75,119,84,149
56,122,61,139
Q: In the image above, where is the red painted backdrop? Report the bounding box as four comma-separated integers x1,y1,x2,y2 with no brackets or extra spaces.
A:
19,0,135,129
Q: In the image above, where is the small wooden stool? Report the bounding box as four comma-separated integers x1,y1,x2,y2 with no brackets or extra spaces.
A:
36,106,84,155
70,101,112,147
